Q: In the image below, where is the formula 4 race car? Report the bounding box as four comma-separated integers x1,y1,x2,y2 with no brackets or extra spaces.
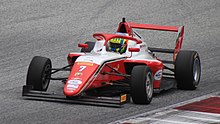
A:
22,18,201,107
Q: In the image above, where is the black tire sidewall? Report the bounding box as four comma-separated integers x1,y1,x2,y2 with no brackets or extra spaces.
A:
130,65,153,104
175,50,201,90
26,56,51,91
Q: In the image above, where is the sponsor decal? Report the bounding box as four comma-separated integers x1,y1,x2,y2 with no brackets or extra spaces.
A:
77,62,93,66
67,84,79,89
154,70,162,80
113,64,120,71
120,94,127,103
68,79,82,85
74,72,82,76
73,78,82,80
66,79,82,90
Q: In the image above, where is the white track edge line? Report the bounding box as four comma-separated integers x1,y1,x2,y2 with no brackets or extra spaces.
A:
109,91,220,124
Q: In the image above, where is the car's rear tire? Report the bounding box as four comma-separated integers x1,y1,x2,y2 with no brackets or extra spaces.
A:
130,65,153,104
26,56,52,91
175,50,201,90
80,41,95,52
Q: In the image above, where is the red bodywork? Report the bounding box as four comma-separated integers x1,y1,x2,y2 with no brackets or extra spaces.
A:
64,21,184,97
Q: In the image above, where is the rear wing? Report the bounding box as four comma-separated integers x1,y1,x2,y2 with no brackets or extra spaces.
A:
117,18,184,61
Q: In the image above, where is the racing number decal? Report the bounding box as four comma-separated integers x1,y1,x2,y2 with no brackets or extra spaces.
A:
79,66,87,72
74,66,86,76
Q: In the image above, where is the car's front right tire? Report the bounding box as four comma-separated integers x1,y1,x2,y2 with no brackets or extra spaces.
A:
26,56,52,91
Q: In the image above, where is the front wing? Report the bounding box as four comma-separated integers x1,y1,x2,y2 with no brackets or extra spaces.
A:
22,85,130,107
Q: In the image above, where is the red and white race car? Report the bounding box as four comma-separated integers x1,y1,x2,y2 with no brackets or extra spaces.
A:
22,18,201,107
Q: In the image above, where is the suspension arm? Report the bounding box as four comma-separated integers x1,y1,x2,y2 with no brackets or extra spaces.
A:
50,64,73,75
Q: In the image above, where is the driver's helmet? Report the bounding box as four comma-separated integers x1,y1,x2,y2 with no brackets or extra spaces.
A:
107,33,128,54
106,32,128,54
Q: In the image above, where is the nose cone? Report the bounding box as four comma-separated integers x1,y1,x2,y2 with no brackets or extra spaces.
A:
64,62,99,96
64,79,82,96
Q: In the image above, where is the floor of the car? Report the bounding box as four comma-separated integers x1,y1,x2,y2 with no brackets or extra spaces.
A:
155,77,176,93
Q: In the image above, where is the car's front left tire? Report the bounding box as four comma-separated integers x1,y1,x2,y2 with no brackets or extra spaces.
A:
130,65,153,104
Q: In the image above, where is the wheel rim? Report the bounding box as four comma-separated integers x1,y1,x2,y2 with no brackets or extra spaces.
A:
146,72,153,99
42,64,51,89
193,57,201,85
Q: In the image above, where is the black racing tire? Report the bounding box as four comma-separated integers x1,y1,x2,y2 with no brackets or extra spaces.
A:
175,50,201,90
26,56,52,91
130,65,154,104
80,41,95,52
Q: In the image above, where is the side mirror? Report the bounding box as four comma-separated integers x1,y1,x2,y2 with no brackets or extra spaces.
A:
128,48,140,52
78,43,88,48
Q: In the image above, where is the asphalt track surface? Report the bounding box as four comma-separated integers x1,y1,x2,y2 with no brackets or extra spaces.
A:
0,0,220,124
